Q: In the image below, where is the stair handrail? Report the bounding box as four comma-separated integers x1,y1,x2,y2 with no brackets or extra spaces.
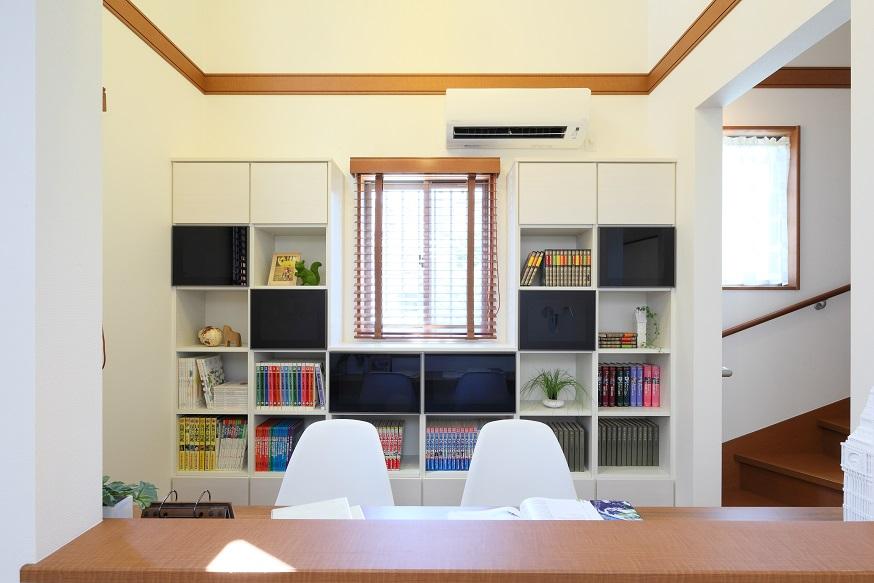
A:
722,284,850,338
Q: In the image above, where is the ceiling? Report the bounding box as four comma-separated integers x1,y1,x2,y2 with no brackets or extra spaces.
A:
787,21,850,67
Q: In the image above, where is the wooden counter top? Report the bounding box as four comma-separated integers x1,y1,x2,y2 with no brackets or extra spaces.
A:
23,506,871,583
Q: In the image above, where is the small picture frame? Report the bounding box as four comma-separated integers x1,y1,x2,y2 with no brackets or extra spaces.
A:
268,252,301,286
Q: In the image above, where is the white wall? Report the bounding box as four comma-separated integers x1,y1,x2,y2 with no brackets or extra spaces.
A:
102,11,205,493
722,89,850,441
0,0,103,578
646,0,710,69
851,0,874,428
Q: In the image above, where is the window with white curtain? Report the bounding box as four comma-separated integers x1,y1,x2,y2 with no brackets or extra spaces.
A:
722,127,800,289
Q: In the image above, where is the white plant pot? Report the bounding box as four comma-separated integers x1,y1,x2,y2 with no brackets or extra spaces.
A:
103,495,134,519
542,398,565,409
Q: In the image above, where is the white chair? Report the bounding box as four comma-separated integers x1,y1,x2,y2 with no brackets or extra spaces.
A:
461,419,576,507
275,419,394,507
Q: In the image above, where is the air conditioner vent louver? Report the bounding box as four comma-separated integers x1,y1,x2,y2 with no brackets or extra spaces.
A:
445,89,590,149
452,126,567,140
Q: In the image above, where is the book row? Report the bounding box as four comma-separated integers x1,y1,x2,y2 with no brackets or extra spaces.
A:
255,418,304,472
373,420,405,471
178,356,247,410
598,332,639,349
177,416,248,472
255,361,325,408
425,422,481,471
544,420,587,473
520,249,592,287
599,419,660,467
598,364,661,407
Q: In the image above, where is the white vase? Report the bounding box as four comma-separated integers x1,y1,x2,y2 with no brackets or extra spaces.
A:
103,495,134,519
542,398,565,408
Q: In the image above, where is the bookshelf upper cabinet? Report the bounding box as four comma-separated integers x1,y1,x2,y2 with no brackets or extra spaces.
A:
251,163,328,224
597,163,675,225
173,163,250,224
518,163,596,225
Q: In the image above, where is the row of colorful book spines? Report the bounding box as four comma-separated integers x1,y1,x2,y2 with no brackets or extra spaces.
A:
425,427,479,471
177,417,247,471
544,249,592,266
598,365,661,407
255,362,324,407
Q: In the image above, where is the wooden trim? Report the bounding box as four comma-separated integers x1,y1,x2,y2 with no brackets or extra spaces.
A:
373,174,384,339
106,1,743,96
721,284,849,338
351,157,500,175
722,126,800,291
102,0,206,92
205,73,651,96
466,175,476,340
756,67,851,89
647,0,743,92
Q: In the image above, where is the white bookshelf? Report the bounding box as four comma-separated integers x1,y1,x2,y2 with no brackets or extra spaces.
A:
169,158,677,508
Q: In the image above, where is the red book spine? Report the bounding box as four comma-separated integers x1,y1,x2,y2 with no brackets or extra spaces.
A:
270,364,279,407
643,364,652,407
652,365,661,407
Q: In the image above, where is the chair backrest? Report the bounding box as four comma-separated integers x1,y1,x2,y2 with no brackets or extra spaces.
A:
461,419,576,507
360,372,416,411
275,419,394,507
454,371,509,409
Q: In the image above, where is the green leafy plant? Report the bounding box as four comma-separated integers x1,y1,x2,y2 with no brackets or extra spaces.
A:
102,475,158,509
522,369,584,401
636,305,661,349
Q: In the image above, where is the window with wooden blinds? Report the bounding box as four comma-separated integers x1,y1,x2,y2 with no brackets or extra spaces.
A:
352,159,499,340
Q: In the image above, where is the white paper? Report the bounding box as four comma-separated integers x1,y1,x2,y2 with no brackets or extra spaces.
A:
519,497,603,521
271,497,357,520
447,507,521,520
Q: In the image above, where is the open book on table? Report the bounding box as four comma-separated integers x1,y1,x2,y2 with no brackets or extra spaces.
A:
271,497,364,520
448,498,641,521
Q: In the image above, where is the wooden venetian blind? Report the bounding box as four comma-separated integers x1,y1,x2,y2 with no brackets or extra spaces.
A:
352,158,499,340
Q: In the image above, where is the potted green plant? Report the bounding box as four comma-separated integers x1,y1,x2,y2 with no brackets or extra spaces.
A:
522,369,584,408
102,475,158,518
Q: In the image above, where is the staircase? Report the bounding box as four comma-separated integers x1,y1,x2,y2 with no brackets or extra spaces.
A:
722,398,848,507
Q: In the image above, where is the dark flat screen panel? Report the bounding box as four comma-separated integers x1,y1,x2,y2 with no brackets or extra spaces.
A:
599,227,675,287
172,226,247,286
424,353,516,413
329,353,421,413
519,290,596,351
250,289,326,349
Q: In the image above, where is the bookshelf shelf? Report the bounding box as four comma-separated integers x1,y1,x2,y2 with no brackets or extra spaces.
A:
519,400,591,416
176,408,248,415
174,471,250,478
176,345,250,353
249,285,327,291
597,348,669,355
597,407,670,417
596,466,671,479
253,407,327,416
423,471,468,479
519,286,595,291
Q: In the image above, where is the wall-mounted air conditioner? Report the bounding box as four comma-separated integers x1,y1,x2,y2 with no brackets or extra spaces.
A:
445,88,591,149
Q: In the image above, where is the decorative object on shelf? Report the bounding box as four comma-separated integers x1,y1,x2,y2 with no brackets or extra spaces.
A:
268,252,302,286
197,326,224,347
842,387,874,521
102,475,158,518
522,368,584,408
636,305,661,348
295,260,322,286
635,307,647,348
222,325,241,348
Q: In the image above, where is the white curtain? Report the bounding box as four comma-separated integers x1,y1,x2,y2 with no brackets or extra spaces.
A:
722,135,790,286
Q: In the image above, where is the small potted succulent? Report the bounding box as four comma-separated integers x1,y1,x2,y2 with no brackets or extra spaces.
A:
522,369,585,408
102,475,158,518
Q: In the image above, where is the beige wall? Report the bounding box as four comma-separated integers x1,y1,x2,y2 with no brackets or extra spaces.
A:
102,11,204,492
135,0,650,73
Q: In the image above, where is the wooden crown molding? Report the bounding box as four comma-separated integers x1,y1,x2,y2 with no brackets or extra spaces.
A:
755,67,850,89
350,157,501,175
105,0,848,95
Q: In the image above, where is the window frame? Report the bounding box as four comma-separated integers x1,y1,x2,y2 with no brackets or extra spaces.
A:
722,125,800,291
350,157,500,340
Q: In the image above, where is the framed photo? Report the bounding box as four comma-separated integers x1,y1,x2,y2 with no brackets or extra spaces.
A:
268,252,301,286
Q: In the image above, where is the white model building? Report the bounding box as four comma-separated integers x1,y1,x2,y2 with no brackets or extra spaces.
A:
842,387,874,521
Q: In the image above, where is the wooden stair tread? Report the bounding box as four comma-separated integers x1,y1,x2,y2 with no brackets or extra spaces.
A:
817,416,850,436
735,452,843,491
